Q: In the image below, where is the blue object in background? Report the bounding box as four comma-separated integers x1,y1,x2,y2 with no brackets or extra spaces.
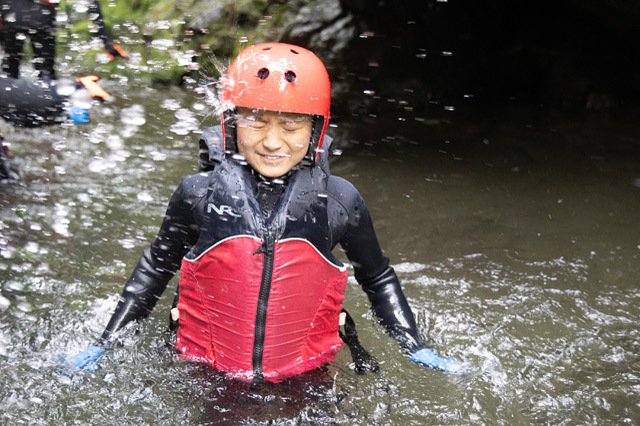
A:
67,106,90,124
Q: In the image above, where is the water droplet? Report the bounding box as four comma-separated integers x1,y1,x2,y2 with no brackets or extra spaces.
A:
52,218,70,236
137,191,153,202
0,295,10,310
156,21,172,30
150,151,166,161
120,104,146,126
6,280,23,291
151,39,174,50
120,239,136,249
106,135,123,149
88,159,109,173
160,99,181,111
25,242,39,254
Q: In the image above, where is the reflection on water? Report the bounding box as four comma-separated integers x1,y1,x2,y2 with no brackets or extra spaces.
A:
0,86,639,424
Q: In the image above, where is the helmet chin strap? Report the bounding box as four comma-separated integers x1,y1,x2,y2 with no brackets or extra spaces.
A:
304,115,325,165
222,108,239,154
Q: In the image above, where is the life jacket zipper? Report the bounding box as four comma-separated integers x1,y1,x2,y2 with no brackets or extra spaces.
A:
252,229,275,381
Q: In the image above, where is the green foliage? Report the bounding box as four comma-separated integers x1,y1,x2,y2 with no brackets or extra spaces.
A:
56,0,296,85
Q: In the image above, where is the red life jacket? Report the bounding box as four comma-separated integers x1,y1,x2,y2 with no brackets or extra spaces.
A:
175,155,348,382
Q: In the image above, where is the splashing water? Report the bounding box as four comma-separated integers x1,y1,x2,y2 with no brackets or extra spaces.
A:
0,86,639,424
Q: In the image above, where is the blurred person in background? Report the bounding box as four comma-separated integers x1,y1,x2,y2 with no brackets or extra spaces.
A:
0,0,125,80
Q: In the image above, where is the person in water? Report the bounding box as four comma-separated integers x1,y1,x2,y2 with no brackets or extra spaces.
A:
68,42,458,381
0,0,125,80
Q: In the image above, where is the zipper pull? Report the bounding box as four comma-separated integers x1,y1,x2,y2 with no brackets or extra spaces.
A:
252,230,275,255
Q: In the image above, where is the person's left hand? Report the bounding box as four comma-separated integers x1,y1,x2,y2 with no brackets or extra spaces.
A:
410,347,464,374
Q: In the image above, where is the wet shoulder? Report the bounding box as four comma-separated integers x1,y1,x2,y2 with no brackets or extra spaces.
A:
326,175,366,217
327,175,362,204
176,171,211,202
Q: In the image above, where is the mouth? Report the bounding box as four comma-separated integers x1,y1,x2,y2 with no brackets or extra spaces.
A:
260,153,290,160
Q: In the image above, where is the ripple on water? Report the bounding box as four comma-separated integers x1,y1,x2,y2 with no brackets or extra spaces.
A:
389,251,640,423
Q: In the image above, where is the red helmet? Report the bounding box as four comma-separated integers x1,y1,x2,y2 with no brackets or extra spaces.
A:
221,43,331,164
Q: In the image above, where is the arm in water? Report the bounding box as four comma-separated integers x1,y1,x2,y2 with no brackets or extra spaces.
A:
66,174,206,373
330,176,460,374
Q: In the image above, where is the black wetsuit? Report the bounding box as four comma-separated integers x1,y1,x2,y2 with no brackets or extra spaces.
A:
100,127,426,359
0,0,56,79
0,0,112,80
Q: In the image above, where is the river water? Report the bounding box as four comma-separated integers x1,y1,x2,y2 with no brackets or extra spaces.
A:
1,84,639,424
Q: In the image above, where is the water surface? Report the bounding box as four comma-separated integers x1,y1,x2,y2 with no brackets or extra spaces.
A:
1,87,639,424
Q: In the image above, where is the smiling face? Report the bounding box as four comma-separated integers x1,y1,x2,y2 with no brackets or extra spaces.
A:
235,108,313,178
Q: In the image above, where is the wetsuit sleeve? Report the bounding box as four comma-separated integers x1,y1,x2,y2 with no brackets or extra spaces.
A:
99,173,208,344
328,176,426,354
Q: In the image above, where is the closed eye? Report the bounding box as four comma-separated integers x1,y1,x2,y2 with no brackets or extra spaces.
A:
237,115,267,129
280,116,311,131
281,122,305,132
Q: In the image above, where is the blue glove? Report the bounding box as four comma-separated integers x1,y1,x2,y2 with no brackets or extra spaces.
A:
410,347,463,374
64,344,105,374
67,106,90,124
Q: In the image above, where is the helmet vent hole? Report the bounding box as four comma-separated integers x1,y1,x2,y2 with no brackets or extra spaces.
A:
263,47,272,51
257,68,270,80
290,49,299,55
284,71,297,83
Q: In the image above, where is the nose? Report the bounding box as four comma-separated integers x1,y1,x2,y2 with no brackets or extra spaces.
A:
262,128,283,151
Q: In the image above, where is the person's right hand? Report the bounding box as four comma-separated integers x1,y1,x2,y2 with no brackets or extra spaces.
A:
62,344,105,376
